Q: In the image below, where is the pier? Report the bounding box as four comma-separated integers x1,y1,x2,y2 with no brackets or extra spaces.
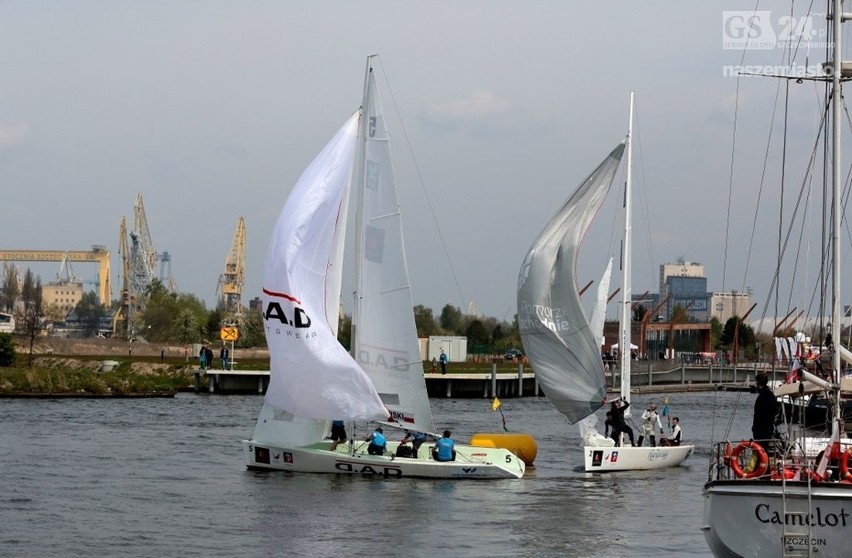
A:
194,361,775,396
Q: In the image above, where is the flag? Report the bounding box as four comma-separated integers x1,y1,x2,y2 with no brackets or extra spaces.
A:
492,397,501,411
785,360,803,384
491,397,508,431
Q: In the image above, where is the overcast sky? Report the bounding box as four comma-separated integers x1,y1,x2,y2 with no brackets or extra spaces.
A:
0,2,843,324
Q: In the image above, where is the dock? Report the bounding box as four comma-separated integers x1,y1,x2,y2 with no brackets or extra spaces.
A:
194,361,772,397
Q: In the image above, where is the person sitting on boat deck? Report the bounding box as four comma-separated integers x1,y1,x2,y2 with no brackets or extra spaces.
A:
752,372,778,454
638,404,664,447
329,420,347,451
668,417,682,446
366,427,387,455
608,399,635,447
431,430,456,462
396,430,426,457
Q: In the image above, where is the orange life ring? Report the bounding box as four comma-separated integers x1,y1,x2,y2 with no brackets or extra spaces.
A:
729,440,769,479
839,447,852,482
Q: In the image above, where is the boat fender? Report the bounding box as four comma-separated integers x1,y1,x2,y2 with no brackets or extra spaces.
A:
770,466,797,480
723,442,733,466
840,447,852,482
729,440,769,479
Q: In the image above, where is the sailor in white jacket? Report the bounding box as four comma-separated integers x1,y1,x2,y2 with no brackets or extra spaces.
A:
638,404,664,447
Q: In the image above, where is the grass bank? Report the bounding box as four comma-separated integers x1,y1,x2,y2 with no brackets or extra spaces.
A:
0,359,194,396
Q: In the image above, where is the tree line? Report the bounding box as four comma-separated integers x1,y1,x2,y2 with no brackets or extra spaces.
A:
0,271,524,354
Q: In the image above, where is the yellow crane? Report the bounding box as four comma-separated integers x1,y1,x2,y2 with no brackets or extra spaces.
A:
218,217,246,320
0,247,111,306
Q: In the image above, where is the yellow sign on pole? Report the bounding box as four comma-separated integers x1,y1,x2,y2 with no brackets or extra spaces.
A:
220,327,239,341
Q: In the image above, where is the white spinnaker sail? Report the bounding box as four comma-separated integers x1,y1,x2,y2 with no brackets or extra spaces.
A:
517,143,625,424
351,64,435,433
261,111,388,422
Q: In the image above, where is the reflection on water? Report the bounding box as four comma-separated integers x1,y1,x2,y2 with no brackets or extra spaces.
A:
0,391,753,557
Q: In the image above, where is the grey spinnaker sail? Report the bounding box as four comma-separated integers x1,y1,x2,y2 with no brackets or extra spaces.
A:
517,142,625,424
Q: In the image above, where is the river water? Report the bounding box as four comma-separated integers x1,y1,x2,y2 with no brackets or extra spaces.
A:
0,389,759,557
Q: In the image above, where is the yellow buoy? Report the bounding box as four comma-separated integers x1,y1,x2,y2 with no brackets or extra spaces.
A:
469,432,537,465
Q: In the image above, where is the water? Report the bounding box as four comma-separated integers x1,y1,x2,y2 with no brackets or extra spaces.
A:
0,390,758,557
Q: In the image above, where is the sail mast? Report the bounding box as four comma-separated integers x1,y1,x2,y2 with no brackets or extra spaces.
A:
350,56,374,358
619,92,635,408
830,0,843,420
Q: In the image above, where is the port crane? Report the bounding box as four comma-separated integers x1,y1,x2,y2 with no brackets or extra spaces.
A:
217,217,246,320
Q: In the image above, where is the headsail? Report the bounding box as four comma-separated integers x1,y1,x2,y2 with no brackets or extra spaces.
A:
517,143,625,423
262,111,388,422
350,61,435,433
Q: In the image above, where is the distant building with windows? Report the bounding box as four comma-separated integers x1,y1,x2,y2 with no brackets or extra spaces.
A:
658,259,711,322
628,258,751,324
710,290,752,324
42,281,84,316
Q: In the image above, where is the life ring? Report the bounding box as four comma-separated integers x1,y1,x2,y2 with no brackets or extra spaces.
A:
729,440,769,479
839,447,852,482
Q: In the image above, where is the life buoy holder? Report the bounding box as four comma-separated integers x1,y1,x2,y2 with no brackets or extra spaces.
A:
729,440,769,479
839,447,852,482
723,442,733,466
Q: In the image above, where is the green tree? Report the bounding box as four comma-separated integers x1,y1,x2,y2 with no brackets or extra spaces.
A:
710,316,723,350
413,305,438,337
239,309,266,348
207,308,224,338
720,316,756,358
138,282,207,342
175,308,200,343
20,269,43,367
632,304,647,323
465,318,489,348
0,332,15,366
0,264,19,313
74,291,107,337
439,304,463,334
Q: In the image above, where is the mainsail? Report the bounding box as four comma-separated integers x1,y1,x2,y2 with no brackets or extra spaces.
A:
261,111,388,422
351,65,435,433
517,143,625,423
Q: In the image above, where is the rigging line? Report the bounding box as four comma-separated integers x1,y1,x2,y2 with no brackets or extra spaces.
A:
725,0,764,292
840,102,852,261
373,57,468,312
757,95,830,327
778,78,791,327
631,100,657,290
738,74,783,319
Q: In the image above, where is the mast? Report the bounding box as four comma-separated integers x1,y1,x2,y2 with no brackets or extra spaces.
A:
619,92,634,409
350,56,374,358
830,0,844,424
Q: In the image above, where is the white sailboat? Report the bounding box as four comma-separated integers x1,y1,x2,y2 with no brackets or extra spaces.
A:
517,93,693,472
240,57,524,480
702,2,852,556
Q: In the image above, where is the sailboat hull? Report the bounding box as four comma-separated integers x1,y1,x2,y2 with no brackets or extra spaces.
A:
583,444,694,472
703,480,852,557
241,439,525,479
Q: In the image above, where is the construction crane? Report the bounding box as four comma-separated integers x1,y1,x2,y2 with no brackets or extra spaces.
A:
218,217,246,320
132,193,158,288
158,251,176,292
0,247,111,305
114,194,160,339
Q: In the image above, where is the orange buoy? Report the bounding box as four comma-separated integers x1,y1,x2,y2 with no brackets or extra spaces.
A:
469,433,538,465
729,440,769,479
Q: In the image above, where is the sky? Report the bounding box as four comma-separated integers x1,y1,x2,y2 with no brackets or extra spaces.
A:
1,2,846,324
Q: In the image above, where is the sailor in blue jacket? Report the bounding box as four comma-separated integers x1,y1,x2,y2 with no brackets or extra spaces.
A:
366,427,387,455
432,430,456,462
